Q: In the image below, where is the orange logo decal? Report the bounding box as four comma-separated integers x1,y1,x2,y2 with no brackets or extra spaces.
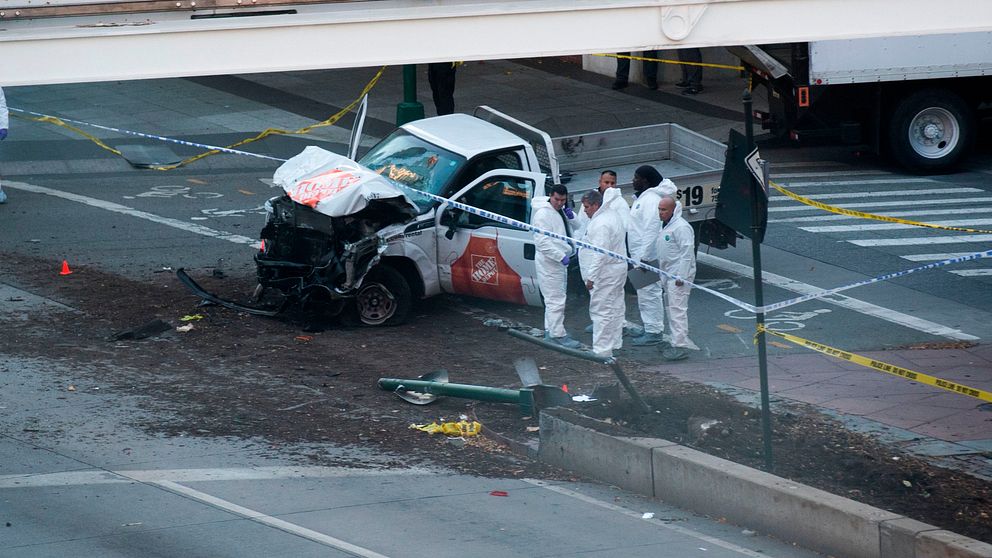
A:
289,169,361,208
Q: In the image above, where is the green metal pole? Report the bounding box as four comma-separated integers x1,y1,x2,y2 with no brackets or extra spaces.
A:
378,378,533,415
744,90,774,472
396,64,425,126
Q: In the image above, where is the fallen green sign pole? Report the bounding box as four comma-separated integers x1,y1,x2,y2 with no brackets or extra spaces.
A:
377,378,535,415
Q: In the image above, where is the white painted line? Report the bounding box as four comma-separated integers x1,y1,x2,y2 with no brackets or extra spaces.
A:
950,269,992,277
154,480,391,558
0,466,431,489
523,479,770,558
697,253,978,341
848,234,992,247
901,252,976,262
773,170,892,179
800,218,992,233
778,178,933,188
5,181,257,246
768,196,992,213
774,206,992,223
769,161,848,169
769,187,982,202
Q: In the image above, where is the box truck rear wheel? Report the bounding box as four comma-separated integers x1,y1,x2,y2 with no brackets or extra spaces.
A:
355,265,412,326
888,89,973,172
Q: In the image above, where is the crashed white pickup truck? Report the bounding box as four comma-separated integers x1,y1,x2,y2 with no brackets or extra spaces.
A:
181,106,731,326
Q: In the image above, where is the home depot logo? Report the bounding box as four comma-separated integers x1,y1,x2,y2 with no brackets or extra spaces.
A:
289,169,361,208
471,255,499,285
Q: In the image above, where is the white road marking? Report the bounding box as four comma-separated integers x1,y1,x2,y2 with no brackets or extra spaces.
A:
153,480,391,558
901,252,977,262
697,253,978,341
848,234,992,247
769,161,848,169
524,479,770,558
774,206,992,223
769,187,982,201
799,218,992,233
950,269,992,277
778,178,933,188
768,196,992,213
0,466,431,489
5,181,257,246
773,170,892,179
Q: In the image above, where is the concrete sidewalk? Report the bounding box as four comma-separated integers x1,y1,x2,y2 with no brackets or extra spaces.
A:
4,56,989,482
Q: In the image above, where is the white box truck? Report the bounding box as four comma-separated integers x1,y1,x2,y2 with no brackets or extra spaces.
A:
732,31,992,172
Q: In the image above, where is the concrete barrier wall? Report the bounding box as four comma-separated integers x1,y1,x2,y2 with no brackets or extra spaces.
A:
538,408,992,558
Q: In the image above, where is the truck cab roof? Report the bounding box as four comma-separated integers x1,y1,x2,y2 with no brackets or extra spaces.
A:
401,114,525,160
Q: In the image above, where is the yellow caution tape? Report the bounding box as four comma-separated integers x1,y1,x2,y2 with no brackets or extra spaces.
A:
149,66,387,170
17,66,386,171
410,420,483,437
593,52,744,72
14,114,123,157
771,181,992,234
756,325,992,402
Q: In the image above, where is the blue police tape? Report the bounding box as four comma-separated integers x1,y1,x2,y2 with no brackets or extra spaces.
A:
392,183,992,315
9,107,285,162
18,106,986,314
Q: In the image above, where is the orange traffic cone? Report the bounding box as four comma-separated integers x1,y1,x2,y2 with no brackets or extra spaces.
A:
59,260,73,276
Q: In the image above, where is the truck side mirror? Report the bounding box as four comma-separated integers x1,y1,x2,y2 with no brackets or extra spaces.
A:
441,207,462,239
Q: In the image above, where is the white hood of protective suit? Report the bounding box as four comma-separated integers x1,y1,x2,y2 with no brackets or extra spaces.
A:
629,180,678,262
273,146,419,218
602,186,631,229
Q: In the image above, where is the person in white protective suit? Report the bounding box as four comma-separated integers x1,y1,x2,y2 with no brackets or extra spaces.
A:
579,189,628,358
656,195,697,361
531,184,581,348
571,170,619,240
628,165,677,346
0,87,8,204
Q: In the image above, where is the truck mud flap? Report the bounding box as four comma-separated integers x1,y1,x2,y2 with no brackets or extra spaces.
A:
176,268,285,317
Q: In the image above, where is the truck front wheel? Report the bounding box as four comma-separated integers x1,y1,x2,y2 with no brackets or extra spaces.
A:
354,265,412,326
888,89,974,173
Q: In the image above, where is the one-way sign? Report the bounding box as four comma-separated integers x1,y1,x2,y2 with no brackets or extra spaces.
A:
745,147,766,193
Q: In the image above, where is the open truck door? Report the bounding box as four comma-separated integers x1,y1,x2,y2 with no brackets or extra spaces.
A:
435,170,546,306
347,95,369,161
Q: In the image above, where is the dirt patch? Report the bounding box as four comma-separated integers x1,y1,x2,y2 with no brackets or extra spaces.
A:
2,251,990,543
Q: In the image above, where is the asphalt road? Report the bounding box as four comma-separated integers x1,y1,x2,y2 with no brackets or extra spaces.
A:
3,66,992,557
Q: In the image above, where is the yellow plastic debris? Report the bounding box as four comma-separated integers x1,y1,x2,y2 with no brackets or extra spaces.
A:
180,314,205,322
410,420,483,437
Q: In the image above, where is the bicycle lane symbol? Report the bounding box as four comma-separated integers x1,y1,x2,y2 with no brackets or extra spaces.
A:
723,308,832,332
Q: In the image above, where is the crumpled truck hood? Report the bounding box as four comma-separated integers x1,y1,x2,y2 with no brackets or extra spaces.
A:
273,146,420,219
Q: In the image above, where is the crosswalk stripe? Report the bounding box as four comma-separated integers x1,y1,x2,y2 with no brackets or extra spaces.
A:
849,234,992,247
778,178,934,188
800,218,992,233
950,269,992,277
769,187,982,202
768,196,992,212
774,206,992,223
901,252,977,262
773,170,893,179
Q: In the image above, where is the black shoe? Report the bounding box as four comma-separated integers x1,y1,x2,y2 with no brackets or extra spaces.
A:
681,87,703,96
674,80,690,88
646,80,658,90
611,80,628,90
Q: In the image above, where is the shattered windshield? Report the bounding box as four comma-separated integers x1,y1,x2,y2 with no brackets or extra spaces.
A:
359,130,465,214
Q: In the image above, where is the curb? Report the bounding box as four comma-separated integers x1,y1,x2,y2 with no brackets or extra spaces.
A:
538,408,992,558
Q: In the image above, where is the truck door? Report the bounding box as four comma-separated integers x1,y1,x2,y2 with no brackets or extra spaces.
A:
435,170,546,306
346,95,369,161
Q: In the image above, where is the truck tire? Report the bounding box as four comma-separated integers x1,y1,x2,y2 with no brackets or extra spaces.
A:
354,265,412,326
888,89,974,173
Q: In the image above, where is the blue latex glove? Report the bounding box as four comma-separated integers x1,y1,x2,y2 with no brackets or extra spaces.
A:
561,255,570,266
562,206,575,219
0,128,7,141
